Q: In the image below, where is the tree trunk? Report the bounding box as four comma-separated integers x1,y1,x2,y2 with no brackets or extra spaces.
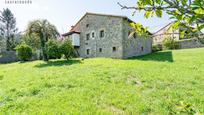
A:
40,33,48,61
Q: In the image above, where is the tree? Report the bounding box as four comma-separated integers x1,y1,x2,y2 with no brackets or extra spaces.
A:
59,39,75,60
46,39,61,59
118,0,204,36
21,34,41,50
26,19,59,61
0,8,18,51
16,43,33,61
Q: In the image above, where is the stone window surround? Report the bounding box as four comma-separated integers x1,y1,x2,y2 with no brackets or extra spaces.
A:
91,31,95,39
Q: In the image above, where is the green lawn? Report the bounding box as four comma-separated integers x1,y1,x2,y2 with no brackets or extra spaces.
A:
0,48,204,114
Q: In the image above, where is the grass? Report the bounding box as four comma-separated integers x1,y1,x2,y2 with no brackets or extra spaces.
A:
0,48,204,114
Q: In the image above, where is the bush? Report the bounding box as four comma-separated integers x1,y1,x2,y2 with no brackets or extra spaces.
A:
16,43,32,61
46,39,61,59
152,44,162,52
162,37,179,50
59,39,76,60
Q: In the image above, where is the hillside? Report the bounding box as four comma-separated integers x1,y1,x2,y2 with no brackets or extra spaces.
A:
0,48,204,114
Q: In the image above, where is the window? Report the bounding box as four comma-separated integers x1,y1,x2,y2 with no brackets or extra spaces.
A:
99,48,102,52
141,46,144,51
85,43,88,45
86,49,90,55
86,24,89,28
92,32,95,38
86,33,90,40
100,30,104,38
112,47,116,52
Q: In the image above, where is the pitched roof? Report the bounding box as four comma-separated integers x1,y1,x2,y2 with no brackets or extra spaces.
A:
153,22,173,34
71,12,135,31
62,12,152,36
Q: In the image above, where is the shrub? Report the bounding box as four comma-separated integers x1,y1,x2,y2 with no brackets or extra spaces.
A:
16,43,32,61
162,37,179,50
59,39,76,60
152,44,162,52
46,39,61,59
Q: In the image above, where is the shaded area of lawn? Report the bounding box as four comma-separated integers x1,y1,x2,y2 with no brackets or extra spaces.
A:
128,51,173,62
34,59,82,68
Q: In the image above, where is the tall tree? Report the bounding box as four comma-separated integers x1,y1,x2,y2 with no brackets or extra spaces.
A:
0,8,18,50
118,0,204,37
26,19,59,61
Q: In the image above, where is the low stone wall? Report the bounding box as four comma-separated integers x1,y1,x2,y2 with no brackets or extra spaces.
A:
177,38,204,49
0,51,18,63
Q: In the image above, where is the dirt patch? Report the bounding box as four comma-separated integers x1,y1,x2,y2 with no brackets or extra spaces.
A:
107,105,125,115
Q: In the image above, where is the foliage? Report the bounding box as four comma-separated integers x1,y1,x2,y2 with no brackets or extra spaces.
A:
0,8,18,51
118,0,204,36
21,34,40,50
15,43,32,61
152,44,162,52
46,39,61,59
162,37,179,50
59,39,75,60
0,48,204,114
129,22,149,36
0,36,6,50
26,19,59,61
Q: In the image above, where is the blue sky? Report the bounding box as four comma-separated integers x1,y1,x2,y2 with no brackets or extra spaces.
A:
0,0,172,34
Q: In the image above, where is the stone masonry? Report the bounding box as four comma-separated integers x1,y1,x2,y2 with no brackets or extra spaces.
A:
63,13,152,59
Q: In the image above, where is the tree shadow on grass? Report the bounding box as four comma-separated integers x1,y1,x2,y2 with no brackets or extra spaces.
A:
128,51,174,62
34,59,82,68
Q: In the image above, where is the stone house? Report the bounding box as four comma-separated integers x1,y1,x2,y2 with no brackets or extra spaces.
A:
153,23,180,44
62,13,152,59
152,22,203,44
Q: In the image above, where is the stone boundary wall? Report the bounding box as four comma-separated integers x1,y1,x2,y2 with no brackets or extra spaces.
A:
0,51,18,63
177,38,204,49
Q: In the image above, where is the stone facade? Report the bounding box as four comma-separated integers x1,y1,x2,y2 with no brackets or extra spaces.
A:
63,13,152,59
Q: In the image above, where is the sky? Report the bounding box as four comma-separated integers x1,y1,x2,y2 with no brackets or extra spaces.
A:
0,0,172,34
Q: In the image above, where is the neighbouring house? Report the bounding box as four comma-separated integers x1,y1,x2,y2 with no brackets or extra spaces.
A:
153,22,203,44
153,22,204,48
153,23,180,44
62,12,152,59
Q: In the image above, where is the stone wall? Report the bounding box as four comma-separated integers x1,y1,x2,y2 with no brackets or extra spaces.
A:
177,38,204,49
122,19,152,58
75,14,124,58
0,51,18,63
73,14,152,59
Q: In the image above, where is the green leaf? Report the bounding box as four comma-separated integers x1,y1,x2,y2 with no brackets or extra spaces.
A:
181,0,187,6
171,21,180,30
156,0,161,4
145,0,153,5
180,30,186,38
155,9,162,17
144,11,151,18
194,8,204,14
151,11,155,17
